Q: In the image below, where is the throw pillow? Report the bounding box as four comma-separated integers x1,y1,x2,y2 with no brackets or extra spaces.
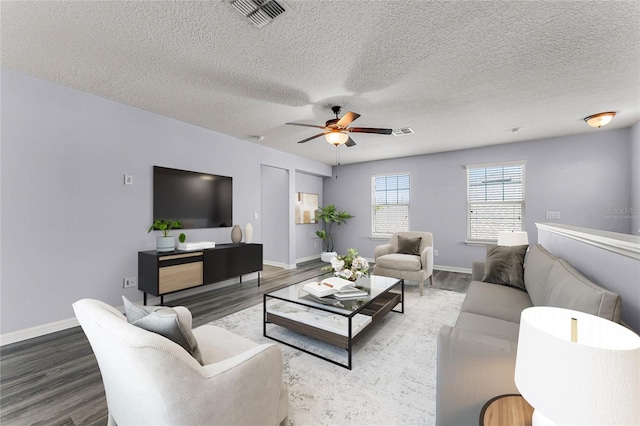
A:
481,244,528,290
122,296,203,364
396,236,422,255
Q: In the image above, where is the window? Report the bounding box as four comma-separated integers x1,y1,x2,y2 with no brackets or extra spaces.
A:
372,173,410,235
466,161,525,243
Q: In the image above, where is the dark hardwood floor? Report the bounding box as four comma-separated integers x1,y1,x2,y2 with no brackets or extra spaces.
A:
0,260,470,426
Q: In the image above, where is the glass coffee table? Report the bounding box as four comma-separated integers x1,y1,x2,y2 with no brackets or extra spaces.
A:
263,274,404,369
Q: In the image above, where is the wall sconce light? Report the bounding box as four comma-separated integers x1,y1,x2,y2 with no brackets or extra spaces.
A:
584,112,616,128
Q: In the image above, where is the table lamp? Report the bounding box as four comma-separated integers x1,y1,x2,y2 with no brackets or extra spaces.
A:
515,307,640,425
497,231,529,246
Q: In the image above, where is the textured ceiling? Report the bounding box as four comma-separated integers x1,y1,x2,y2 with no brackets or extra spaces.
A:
1,1,639,165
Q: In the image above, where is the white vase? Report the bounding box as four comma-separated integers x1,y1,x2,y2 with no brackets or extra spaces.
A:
244,223,253,243
231,225,242,243
321,251,337,262
156,236,175,252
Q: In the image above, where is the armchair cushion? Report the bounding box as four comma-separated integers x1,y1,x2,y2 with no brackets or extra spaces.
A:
481,244,528,290
396,236,422,255
375,253,423,271
123,296,203,364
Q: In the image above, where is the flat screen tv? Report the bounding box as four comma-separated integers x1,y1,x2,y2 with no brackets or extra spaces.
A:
153,166,232,229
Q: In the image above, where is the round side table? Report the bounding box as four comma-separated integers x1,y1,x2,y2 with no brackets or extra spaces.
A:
480,394,534,426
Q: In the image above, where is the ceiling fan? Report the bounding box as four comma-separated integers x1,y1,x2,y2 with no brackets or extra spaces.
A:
286,106,393,147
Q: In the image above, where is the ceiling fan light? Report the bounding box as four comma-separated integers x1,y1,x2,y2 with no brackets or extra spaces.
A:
326,130,349,146
584,111,616,128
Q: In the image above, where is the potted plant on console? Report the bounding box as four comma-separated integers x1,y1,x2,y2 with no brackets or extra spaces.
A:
148,219,182,252
315,204,354,262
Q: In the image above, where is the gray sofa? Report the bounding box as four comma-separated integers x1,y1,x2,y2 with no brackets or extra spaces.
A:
436,244,622,426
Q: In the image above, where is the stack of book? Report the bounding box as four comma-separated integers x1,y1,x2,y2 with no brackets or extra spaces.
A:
303,276,369,300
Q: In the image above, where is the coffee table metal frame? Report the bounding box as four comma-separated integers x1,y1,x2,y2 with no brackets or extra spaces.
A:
263,274,404,369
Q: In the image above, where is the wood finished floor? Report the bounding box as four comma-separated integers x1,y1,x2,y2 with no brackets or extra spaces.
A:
0,260,470,426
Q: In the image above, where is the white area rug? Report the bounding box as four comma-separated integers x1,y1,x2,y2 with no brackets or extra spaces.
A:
210,286,465,426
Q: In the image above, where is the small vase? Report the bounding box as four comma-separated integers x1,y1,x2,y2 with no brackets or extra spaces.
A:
244,223,253,243
156,236,175,252
321,251,337,262
231,225,242,243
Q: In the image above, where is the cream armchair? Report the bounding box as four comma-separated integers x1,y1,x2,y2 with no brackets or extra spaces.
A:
373,231,434,296
73,298,289,426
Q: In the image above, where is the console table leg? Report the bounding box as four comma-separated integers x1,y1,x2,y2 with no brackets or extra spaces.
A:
258,271,261,287
143,292,147,306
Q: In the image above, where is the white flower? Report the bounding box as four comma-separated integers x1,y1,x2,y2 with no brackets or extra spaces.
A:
331,258,345,271
352,257,368,269
339,269,353,279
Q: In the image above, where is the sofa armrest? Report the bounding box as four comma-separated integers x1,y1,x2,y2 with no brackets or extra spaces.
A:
420,246,434,276
196,343,284,425
471,261,485,281
374,243,394,259
436,325,519,426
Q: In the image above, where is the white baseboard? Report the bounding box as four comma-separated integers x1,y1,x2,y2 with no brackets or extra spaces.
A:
1,317,80,346
296,254,321,264
263,260,297,270
434,265,472,274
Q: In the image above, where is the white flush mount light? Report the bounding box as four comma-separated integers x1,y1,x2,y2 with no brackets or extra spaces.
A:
325,130,349,146
584,111,616,128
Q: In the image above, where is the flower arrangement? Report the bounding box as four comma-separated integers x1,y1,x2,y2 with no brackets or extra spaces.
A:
322,248,370,281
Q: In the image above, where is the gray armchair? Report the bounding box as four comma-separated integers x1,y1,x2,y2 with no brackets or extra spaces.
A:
73,298,289,426
373,231,434,296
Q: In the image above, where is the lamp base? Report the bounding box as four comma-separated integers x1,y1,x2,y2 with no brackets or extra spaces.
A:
532,410,557,426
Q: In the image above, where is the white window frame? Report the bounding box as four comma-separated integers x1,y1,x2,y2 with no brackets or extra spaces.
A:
371,172,410,238
465,161,526,245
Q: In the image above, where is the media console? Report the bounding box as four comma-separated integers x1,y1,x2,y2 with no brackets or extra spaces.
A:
138,243,263,305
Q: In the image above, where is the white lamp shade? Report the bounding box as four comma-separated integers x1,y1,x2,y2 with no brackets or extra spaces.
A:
325,130,349,145
497,231,529,246
515,307,640,425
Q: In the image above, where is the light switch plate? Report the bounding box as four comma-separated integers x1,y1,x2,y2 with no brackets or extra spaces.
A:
545,211,561,220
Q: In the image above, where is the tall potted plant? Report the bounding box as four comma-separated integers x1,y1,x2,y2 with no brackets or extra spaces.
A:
148,219,182,252
315,204,354,262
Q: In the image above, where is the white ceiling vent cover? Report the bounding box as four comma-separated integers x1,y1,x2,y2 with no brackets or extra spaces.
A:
231,0,290,28
392,128,414,136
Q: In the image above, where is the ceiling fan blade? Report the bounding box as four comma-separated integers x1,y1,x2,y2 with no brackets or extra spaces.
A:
337,111,361,128
286,122,327,130
297,132,328,144
345,137,357,147
348,127,393,135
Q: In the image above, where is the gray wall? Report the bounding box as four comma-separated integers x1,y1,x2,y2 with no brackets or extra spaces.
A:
0,69,330,335
631,123,640,235
323,128,634,269
295,172,323,261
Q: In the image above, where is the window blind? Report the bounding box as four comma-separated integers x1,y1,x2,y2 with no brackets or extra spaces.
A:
372,173,410,234
467,163,525,241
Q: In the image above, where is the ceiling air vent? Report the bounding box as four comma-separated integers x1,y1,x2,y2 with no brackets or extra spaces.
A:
392,128,414,136
230,0,289,28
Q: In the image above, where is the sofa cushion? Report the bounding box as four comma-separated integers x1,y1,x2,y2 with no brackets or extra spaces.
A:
542,260,622,322
375,253,422,271
396,235,422,255
482,244,528,290
455,312,521,341
523,244,558,305
123,297,203,364
461,281,533,324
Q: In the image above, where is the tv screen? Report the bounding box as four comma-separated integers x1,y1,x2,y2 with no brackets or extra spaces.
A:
153,166,232,229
